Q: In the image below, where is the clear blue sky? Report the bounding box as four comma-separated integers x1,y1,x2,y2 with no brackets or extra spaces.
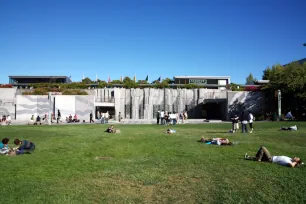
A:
0,0,305,84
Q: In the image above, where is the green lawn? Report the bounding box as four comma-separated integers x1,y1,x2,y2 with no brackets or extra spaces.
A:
1,122,306,204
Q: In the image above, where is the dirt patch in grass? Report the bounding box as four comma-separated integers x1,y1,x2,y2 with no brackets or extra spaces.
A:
94,156,113,160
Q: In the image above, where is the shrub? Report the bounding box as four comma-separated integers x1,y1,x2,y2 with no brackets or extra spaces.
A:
0,84,13,88
62,89,88,95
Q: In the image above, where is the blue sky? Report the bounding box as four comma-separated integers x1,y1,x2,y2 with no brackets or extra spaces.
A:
0,0,305,84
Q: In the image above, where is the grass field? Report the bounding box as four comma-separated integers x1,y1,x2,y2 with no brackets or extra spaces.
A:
0,122,306,204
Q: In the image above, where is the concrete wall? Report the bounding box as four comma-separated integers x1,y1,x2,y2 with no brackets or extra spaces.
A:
111,88,229,120
227,91,265,118
16,95,95,121
0,88,16,119
0,88,266,121
16,95,49,120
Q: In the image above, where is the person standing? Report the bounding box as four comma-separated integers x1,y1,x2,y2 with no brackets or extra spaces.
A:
105,111,109,124
118,112,122,122
156,111,160,125
248,111,254,133
89,112,94,123
97,111,100,120
101,112,105,124
240,111,249,133
160,110,165,125
231,114,239,133
57,109,62,124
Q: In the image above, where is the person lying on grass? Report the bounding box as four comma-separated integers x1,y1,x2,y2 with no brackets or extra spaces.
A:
198,137,233,145
281,125,298,131
166,129,176,134
14,139,36,154
105,125,116,133
245,145,303,168
0,138,10,155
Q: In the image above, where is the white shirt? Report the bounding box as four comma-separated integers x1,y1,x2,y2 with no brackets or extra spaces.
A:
290,125,297,131
7,116,11,121
272,156,292,166
249,113,254,123
101,113,105,118
105,112,109,118
160,111,164,118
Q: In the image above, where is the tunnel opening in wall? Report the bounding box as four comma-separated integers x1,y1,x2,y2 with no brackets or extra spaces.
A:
95,106,115,119
200,99,227,120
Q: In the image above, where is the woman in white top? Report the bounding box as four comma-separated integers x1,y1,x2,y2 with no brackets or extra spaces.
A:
248,111,254,133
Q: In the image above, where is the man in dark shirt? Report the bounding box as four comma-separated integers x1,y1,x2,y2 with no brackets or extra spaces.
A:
240,111,249,133
231,114,239,132
34,115,41,125
90,112,94,123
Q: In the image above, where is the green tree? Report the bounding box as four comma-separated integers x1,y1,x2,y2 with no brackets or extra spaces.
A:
246,73,255,85
137,80,148,84
261,61,306,119
162,78,172,84
111,80,124,84
82,77,93,84
123,77,132,84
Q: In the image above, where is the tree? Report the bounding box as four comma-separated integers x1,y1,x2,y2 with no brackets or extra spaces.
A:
246,73,255,85
162,78,172,84
261,61,306,119
82,77,93,84
137,80,148,84
111,80,123,84
123,77,132,84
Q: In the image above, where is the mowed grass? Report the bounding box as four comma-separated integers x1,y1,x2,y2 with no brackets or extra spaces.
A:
0,122,306,204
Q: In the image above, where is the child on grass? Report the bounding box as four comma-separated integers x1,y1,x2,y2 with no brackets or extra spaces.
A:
14,139,36,154
0,138,10,155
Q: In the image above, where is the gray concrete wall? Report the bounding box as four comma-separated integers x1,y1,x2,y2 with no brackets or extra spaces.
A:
111,88,229,120
0,88,16,119
0,88,266,121
16,95,94,121
227,91,265,119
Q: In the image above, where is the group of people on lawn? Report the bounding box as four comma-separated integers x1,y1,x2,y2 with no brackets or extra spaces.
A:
28,110,81,125
156,110,188,125
0,137,35,156
231,111,254,133
196,136,303,168
0,115,12,125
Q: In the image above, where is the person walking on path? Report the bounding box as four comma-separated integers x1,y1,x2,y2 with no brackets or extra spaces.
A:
90,112,94,123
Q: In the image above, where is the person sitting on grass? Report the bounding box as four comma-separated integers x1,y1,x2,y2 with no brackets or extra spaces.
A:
0,138,10,155
244,145,303,167
33,115,42,125
198,137,233,145
72,114,79,122
6,115,11,125
14,139,36,154
105,125,116,133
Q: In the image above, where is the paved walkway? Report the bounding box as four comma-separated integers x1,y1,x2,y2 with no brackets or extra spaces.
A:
1,119,233,126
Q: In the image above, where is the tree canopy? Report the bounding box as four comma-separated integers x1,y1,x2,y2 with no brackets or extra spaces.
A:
245,73,255,85
261,61,306,119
